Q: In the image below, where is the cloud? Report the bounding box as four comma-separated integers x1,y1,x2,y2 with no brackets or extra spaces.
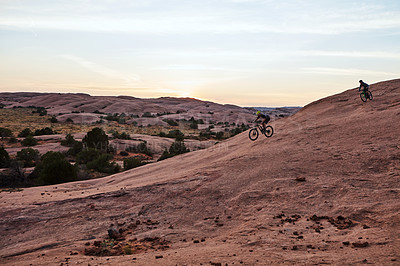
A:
1,1,400,35
60,54,141,84
299,67,398,77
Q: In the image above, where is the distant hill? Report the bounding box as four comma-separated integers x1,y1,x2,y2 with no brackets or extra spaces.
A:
0,92,256,126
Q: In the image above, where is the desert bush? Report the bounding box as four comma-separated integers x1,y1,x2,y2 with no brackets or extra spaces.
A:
137,142,152,156
0,127,13,138
158,149,171,161
158,141,189,161
163,119,179,126
32,107,47,116
190,122,198,129
0,147,10,168
50,116,58,123
35,152,78,185
216,131,224,140
82,127,109,151
34,127,54,136
66,118,74,123
142,112,154,118
8,137,18,144
169,141,189,155
86,154,120,174
67,141,83,156
112,131,131,140
123,157,143,170
16,148,40,167
61,133,76,147
18,128,33,138
21,136,38,146
76,148,101,164
167,130,184,141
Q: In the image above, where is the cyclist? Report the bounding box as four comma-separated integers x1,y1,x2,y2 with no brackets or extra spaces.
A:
359,80,369,93
254,111,270,131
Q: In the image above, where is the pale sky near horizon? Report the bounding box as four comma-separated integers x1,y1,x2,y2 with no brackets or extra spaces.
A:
0,0,399,107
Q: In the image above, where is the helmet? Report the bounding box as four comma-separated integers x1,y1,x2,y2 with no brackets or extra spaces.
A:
256,111,261,115
359,80,363,83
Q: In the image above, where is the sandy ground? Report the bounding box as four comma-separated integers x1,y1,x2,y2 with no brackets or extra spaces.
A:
0,79,399,265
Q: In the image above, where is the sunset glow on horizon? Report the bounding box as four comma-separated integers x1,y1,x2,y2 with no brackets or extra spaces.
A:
1,0,399,107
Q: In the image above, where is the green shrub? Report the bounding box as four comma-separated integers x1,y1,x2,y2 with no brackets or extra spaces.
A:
49,116,58,123
123,157,143,170
16,148,40,167
163,119,179,126
22,136,38,146
216,131,224,140
169,141,189,156
112,131,131,140
137,142,152,157
67,141,83,156
18,128,33,138
76,148,101,164
34,127,55,136
0,127,13,138
66,118,74,123
61,134,76,147
167,130,184,141
8,137,18,144
86,154,120,174
82,127,109,151
190,122,198,129
142,112,154,118
0,147,10,168
35,152,78,185
158,141,189,161
158,149,171,161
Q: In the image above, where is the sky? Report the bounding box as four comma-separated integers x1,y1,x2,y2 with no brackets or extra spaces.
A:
0,0,399,107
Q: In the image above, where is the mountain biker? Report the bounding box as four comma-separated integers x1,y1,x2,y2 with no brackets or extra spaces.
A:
254,111,270,131
359,80,369,93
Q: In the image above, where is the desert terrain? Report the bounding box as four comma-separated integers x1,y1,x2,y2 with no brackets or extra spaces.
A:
0,79,399,265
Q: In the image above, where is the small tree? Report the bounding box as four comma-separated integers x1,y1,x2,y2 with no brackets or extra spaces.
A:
34,127,55,136
167,130,184,141
137,142,152,157
67,141,83,156
169,141,189,156
86,154,120,174
0,127,13,138
0,147,10,168
35,152,78,185
158,149,171,161
76,148,101,164
61,133,76,147
123,157,143,170
216,131,224,140
18,128,33,138
21,136,38,146
82,127,109,151
16,148,40,167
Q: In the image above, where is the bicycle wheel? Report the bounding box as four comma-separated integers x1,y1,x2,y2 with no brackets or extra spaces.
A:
264,125,274,137
360,92,367,102
368,91,373,100
249,128,259,141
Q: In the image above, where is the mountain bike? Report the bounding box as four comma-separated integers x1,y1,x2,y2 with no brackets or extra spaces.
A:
249,123,273,141
360,90,373,102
